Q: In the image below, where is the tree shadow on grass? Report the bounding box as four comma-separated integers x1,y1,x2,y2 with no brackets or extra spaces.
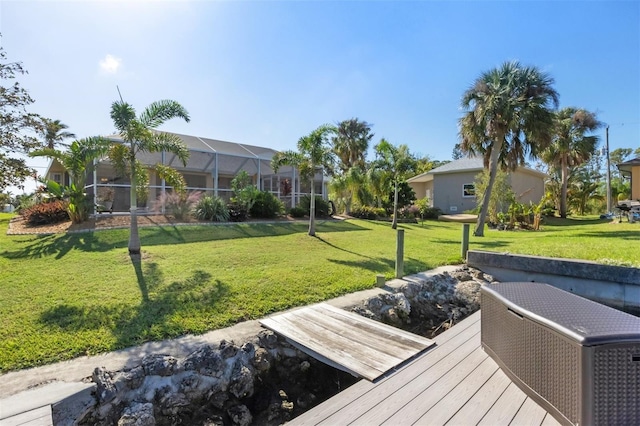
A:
313,235,376,258
577,230,640,241
2,221,369,260
137,220,368,246
327,257,395,274
40,260,230,350
1,232,120,260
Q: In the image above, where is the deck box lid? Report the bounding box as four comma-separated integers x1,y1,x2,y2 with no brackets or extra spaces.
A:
481,282,640,346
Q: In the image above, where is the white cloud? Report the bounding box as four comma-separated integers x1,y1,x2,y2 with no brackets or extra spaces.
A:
99,54,122,74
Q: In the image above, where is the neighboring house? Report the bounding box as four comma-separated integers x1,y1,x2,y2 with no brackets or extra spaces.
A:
43,131,329,213
617,157,640,200
407,156,546,214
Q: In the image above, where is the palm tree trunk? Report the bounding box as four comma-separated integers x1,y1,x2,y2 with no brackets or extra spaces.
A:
128,159,141,255
560,156,568,218
391,181,399,229
475,141,502,237
308,179,316,236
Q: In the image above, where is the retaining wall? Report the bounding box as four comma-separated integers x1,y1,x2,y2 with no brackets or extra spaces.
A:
466,250,640,312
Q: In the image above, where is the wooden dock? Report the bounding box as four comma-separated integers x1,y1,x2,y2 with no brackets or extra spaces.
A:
289,310,561,426
260,303,435,381
1,405,52,426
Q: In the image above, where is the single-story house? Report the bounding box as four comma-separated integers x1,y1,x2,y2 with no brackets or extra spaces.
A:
44,131,329,213
407,156,547,214
617,157,640,200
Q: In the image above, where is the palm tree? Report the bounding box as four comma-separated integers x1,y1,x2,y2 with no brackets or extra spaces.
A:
372,139,416,229
329,166,369,214
331,118,373,214
109,100,190,254
30,137,111,222
332,118,373,172
272,125,336,236
541,108,601,218
38,118,76,149
459,61,559,236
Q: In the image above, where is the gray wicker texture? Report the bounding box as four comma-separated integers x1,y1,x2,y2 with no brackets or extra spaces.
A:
593,345,640,424
482,282,640,426
482,292,580,424
482,282,640,345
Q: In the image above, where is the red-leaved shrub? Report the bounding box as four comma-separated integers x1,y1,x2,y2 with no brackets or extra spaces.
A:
21,200,69,225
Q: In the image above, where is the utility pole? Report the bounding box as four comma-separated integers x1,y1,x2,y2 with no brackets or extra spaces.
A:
606,125,612,213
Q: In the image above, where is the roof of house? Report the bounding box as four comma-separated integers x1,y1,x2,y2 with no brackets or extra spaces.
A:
105,131,279,160
407,156,546,183
102,131,294,175
617,157,640,174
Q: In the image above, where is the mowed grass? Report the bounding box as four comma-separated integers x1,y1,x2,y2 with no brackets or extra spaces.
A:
0,213,638,372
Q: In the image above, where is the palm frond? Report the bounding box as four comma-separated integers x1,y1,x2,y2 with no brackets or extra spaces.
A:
147,132,190,165
155,164,187,193
107,143,132,177
139,100,190,128
271,150,303,173
110,101,137,134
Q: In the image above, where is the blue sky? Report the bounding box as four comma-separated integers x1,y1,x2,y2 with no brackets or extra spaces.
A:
2,0,639,193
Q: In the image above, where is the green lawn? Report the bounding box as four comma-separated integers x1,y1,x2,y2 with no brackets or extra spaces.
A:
0,213,638,372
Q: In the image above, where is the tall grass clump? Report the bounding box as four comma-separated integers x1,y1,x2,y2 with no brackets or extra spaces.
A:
194,195,230,222
156,190,202,220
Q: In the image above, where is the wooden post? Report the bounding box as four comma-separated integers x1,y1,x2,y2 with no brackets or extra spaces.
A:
396,229,404,278
376,274,386,288
461,223,470,260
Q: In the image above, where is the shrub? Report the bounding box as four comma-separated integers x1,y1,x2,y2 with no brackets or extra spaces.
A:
250,191,284,219
351,206,386,220
21,200,69,225
194,196,229,222
398,205,420,219
421,206,442,220
289,206,306,218
299,195,331,217
227,201,248,222
156,190,203,221
231,171,259,212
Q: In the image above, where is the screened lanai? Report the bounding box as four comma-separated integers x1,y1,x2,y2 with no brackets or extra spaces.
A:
79,131,329,213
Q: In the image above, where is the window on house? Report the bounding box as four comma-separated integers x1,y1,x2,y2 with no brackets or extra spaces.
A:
463,183,475,197
51,173,62,184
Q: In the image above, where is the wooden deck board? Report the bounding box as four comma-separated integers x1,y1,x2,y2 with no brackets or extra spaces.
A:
288,311,563,426
1,405,53,426
477,382,527,425
510,396,550,426
445,368,512,425
260,303,434,381
294,312,481,425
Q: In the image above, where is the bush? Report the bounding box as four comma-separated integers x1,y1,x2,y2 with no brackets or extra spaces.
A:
156,190,202,220
421,206,442,220
194,196,229,222
21,200,69,225
398,205,420,219
299,195,331,217
289,206,306,218
351,206,386,220
250,191,284,219
227,201,248,222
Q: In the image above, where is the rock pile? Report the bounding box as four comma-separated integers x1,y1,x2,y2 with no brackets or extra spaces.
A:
77,333,356,426
76,266,492,425
353,266,495,334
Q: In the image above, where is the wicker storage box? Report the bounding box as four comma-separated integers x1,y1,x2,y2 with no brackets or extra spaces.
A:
481,282,640,426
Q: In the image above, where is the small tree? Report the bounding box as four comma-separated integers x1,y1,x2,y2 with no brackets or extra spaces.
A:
271,125,336,236
0,46,43,191
30,137,112,223
473,169,515,225
372,139,416,229
108,99,190,255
